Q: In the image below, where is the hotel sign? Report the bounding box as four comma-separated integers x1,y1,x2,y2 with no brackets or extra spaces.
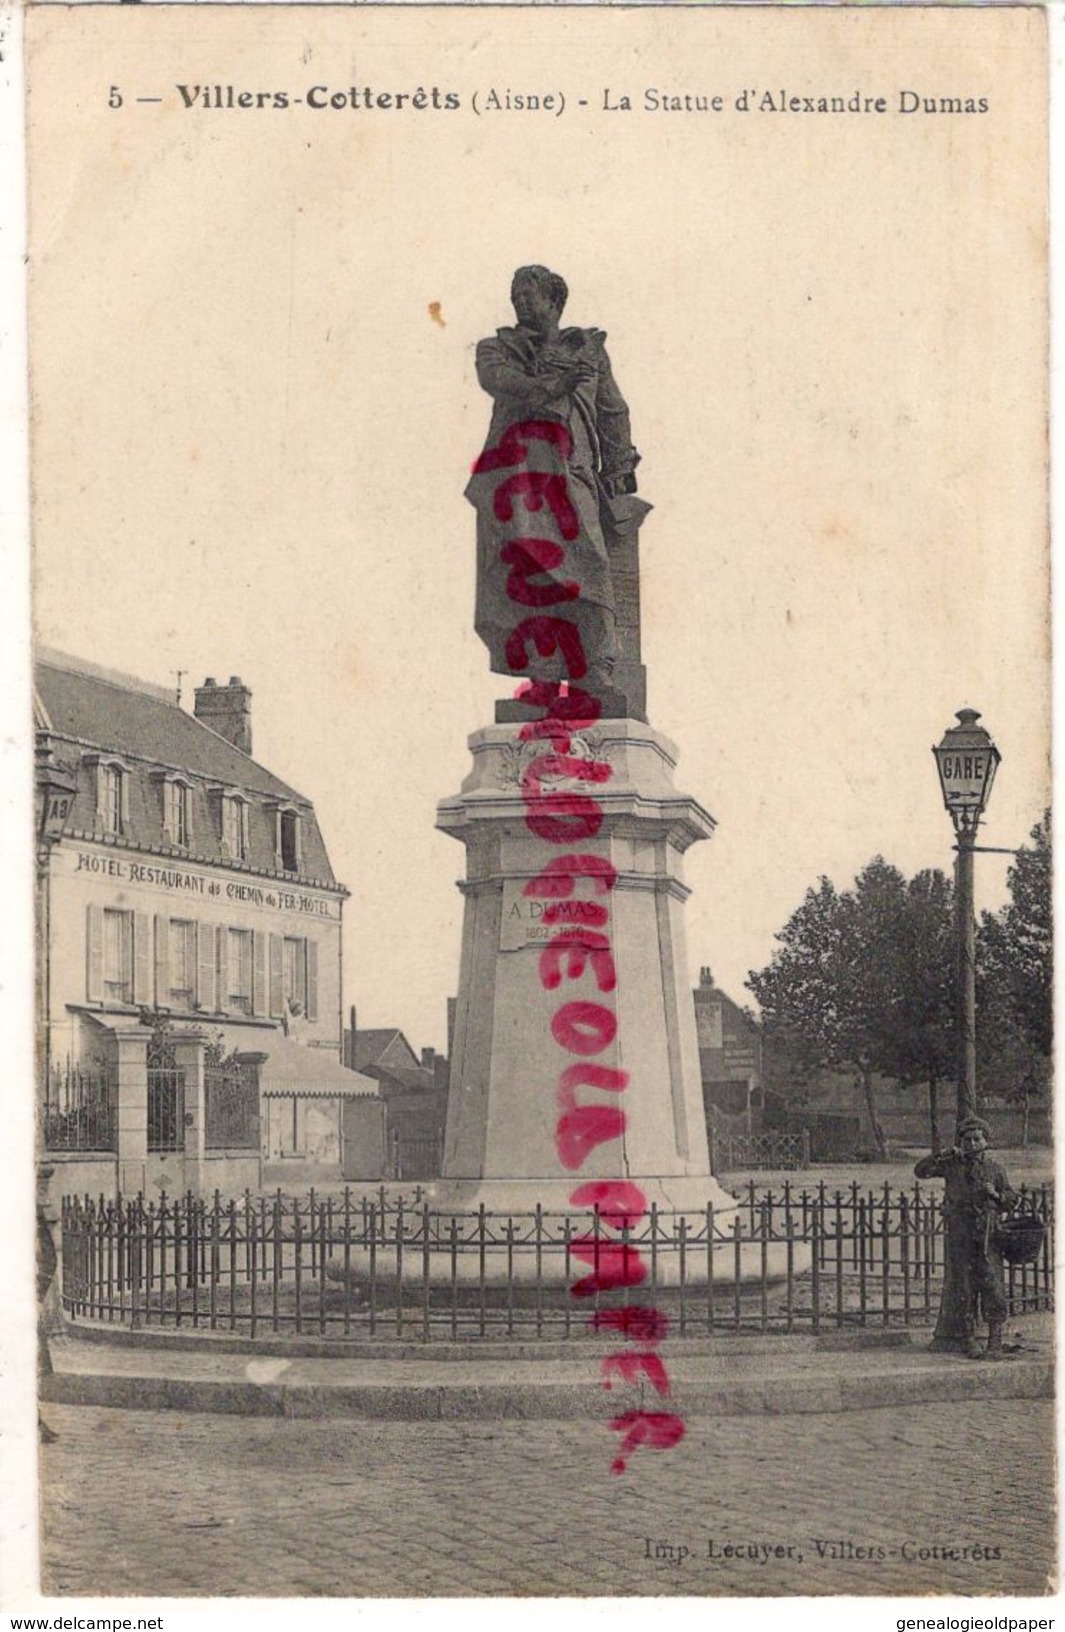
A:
64,846,341,920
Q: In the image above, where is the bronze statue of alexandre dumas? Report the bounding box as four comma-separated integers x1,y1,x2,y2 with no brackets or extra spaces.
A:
466,265,649,720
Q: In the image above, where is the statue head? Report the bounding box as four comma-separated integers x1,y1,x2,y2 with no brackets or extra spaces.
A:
511,265,568,329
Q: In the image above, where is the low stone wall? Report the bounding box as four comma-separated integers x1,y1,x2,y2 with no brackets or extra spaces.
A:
262,1157,343,1188
45,1152,117,1207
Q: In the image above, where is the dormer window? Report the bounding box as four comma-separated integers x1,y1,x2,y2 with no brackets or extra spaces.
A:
222,794,249,862
86,756,130,837
277,807,300,874
103,766,124,834
152,771,193,849
166,780,191,848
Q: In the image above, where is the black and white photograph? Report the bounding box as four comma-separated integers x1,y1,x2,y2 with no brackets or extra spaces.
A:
3,0,1055,1610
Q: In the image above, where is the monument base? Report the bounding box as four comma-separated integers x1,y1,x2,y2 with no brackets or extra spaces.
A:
426,1173,737,1218
425,716,808,1283
438,718,721,1193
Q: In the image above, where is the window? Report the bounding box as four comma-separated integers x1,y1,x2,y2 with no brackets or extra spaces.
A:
278,809,299,873
227,928,253,1014
223,795,249,861
283,937,307,1014
165,780,191,848
168,919,196,1007
103,909,133,1003
101,765,125,836
269,933,316,1021
209,786,250,862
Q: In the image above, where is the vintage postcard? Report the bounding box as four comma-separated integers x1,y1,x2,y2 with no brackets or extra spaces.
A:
3,0,1055,1613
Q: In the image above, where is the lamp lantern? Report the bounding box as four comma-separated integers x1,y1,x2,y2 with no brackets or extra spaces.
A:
932,708,1001,840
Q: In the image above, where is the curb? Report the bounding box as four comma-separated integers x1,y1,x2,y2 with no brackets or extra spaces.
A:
43,1358,1054,1421
54,1320,919,1363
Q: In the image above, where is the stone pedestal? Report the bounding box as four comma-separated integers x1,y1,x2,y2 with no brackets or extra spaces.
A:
432,718,736,1222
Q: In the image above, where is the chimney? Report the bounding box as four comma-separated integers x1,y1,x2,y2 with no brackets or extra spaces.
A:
194,675,252,755
699,966,714,988
345,1004,357,1070
421,1047,436,1069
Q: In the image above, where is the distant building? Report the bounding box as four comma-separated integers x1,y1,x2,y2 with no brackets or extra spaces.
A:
35,649,378,1199
692,968,764,1144
344,1016,449,1179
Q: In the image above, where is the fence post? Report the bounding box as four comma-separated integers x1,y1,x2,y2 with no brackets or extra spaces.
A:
732,1214,742,1331
706,1203,715,1338
900,1194,911,1325
395,1194,405,1338
810,1203,821,1334
228,1197,238,1333
422,1202,432,1344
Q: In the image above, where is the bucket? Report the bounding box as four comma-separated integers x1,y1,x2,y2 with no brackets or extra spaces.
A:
996,1213,1047,1265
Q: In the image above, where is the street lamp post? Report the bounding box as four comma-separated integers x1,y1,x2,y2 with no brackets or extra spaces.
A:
931,709,1001,1125
927,710,1004,1356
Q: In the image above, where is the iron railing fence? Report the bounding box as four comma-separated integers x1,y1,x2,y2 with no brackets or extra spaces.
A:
43,1058,117,1153
390,1132,443,1181
205,1056,259,1151
59,1182,1053,1343
711,1130,812,1172
146,1032,185,1155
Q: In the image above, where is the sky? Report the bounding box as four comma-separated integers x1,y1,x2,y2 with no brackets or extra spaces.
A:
26,3,1050,1054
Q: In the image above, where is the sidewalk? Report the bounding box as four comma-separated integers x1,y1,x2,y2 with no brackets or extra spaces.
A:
43,1312,1054,1420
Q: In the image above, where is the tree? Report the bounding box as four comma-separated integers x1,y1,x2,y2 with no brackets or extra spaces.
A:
978,810,1052,1142
874,870,955,1151
748,859,956,1153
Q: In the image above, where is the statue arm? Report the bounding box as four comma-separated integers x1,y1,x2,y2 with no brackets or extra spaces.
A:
595,351,640,493
475,337,572,411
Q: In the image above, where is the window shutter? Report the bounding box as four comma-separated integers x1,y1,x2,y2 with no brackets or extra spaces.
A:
306,939,318,1021
252,932,267,1016
133,912,151,1005
194,921,213,1009
86,904,103,1002
154,914,169,1005
216,926,229,1012
269,934,284,1017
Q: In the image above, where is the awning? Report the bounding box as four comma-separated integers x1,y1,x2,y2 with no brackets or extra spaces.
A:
257,1037,380,1101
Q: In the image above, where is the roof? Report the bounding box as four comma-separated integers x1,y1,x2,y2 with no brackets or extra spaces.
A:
258,1038,380,1100
345,1029,435,1093
36,650,302,801
35,650,341,889
694,982,760,1032
351,1028,420,1073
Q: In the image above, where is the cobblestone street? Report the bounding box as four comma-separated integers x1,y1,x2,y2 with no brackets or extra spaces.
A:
40,1400,1055,1598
